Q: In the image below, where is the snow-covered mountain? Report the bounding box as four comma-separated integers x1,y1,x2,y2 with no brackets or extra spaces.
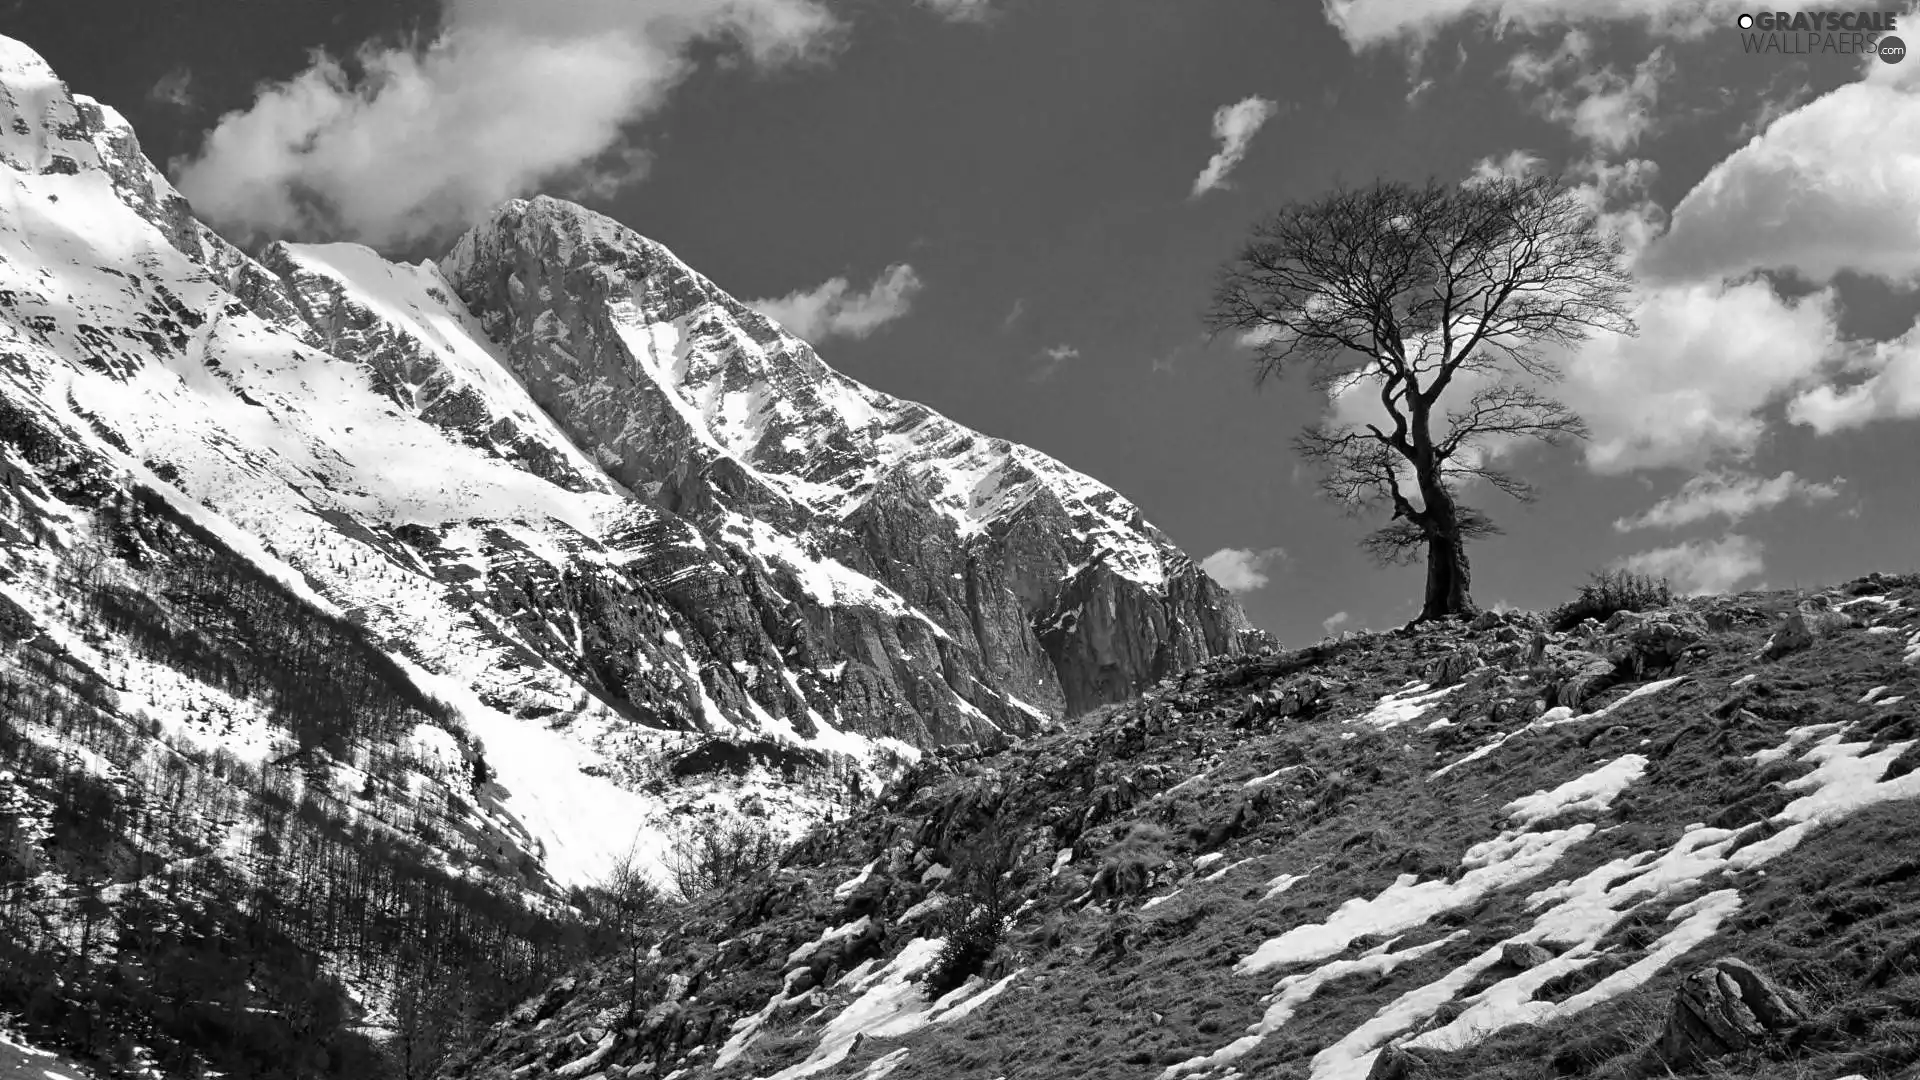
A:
0,34,1259,895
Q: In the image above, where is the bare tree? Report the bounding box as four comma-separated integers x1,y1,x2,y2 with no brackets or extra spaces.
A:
1209,174,1635,620
595,853,664,1023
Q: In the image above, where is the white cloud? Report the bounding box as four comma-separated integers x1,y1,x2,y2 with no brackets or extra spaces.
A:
1468,149,1546,184
1001,298,1025,331
173,0,839,247
148,68,195,112
748,263,923,342
1322,610,1352,634
1615,533,1763,595
1613,470,1843,531
1640,78,1920,286
1031,343,1082,382
1560,279,1843,472
919,0,996,22
1323,0,1749,51
1505,36,1672,152
1789,315,1920,431
1192,96,1282,198
1202,547,1289,593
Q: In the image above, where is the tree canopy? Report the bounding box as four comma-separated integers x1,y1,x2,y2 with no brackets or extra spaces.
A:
1210,173,1636,619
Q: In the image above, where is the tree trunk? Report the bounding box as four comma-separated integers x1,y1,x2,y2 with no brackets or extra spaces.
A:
1419,525,1476,621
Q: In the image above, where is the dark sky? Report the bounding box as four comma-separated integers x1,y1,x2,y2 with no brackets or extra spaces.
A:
7,0,1917,643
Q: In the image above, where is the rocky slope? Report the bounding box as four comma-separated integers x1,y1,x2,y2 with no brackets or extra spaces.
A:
439,575,1920,1080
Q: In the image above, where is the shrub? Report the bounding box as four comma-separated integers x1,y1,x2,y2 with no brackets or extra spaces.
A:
664,815,783,899
920,818,1028,998
1090,823,1169,901
923,902,1006,1000
1549,569,1673,632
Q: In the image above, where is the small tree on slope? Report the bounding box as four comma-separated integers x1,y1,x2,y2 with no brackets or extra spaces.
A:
1209,174,1635,620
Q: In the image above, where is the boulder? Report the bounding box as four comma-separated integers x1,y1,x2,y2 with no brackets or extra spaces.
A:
1760,613,1815,660
1552,656,1619,712
1425,646,1481,688
1502,942,1555,970
1654,958,1806,1069
1525,631,1549,668
1599,610,1706,675
1366,1044,1430,1079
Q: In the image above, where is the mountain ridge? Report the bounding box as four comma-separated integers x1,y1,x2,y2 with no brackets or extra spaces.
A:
1,26,1261,883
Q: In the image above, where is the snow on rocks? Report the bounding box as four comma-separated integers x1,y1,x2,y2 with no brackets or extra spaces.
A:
860,1048,911,1079
1431,677,1686,779
1724,731,1920,869
1237,822,1598,974
1280,722,1920,1074
1355,683,1458,730
1750,723,1848,766
1395,891,1744,1066
1263,872,1309,901
833,861,880,903
753,937,1016,1080
788,916,876,967
1159,933,1466,1080
1504,755,1648,827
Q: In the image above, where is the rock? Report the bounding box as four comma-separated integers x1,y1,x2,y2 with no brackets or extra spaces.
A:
1469,609,1503,632
1269,676,1330,719
444,195,1266,733
1761,613,1815,660
1599,610,1706,675
1366,1044,1429,1079
1425,646,1481,687
1588,725,1635,752
1502,942,1555,970
1553,656,1619,712
1526,632,1549,668
1654,958,1807,1069
0,590,33,642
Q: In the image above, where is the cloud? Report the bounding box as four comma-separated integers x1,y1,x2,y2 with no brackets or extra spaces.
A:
1640,78,1920,286
1467,148,1546,183
1001,298,1025,331
1031,343,1081,382
1202,546,1289,593
1191,95,1281,198
1613,470,1843,531
918,0,996,22
173,0,840,247
1789,314,1920,431
1560,279,1843,472
748,263,923,342
1615,533,1764,595
148,68,196,113
1322,610,1352,634
1322,0,1750,51
1505,35,1672,152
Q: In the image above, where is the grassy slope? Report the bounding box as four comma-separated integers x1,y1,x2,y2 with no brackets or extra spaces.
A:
443,576,1920,1080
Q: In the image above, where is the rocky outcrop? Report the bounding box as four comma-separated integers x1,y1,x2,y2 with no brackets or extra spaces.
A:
1653,957,1806,1069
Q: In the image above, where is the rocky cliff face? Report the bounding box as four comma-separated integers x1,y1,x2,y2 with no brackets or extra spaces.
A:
0,34,1260,889
441,196,1261,718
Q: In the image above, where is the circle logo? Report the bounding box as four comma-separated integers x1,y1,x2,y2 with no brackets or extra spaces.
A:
1881,34,1907,63
1737,12,1754,28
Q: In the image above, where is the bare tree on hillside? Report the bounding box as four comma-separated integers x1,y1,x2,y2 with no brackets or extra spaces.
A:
1209,174,1635,620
